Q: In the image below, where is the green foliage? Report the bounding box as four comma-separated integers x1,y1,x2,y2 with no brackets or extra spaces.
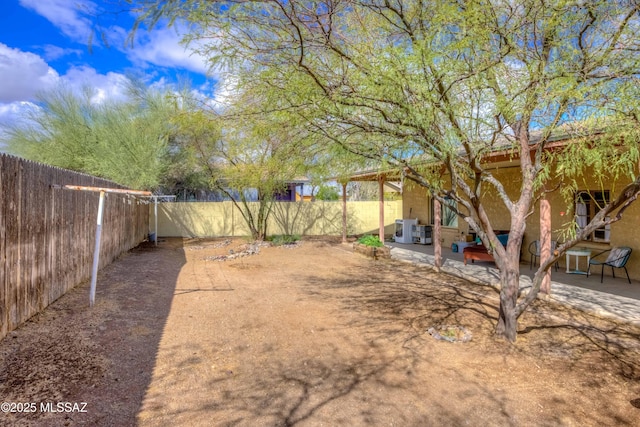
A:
357,235,384,248
315,185,340,201
4,82,174,190
169,88,317,240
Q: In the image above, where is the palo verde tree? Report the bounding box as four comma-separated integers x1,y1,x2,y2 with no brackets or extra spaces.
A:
129,0,640,341
4,81,174,190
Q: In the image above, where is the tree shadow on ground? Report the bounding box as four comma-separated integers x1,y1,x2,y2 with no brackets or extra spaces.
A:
143,253,632,426
518,298,640,381
301,260,501,334
155,339,517,426
6,241,639,425
294,258,640,425
321,259,640,381
132,253,523,426
146,245,640,426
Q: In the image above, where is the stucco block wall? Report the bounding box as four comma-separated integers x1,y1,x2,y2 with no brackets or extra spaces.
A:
402,183,467,248
402,182,431,225
152,200,402,239
402,176,514,248
154,202,236,237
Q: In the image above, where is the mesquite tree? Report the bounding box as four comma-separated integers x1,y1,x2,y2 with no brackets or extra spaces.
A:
128,0,640,341
171,91,313,241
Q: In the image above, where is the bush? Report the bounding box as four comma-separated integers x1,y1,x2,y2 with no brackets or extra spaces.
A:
315,185,340,201
357,235,384,247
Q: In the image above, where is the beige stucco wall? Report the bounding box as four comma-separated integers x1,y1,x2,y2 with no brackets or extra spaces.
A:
401,164,640,280
151,200,402,239
402,181,467,248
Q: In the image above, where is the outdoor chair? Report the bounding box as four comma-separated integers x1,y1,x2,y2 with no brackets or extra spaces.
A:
528,240,559,271
587,247,632,284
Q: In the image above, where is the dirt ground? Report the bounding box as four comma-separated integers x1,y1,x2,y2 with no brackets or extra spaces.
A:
1,237,640,426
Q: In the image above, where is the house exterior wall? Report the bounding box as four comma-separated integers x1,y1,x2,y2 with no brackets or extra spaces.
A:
402,164,640,280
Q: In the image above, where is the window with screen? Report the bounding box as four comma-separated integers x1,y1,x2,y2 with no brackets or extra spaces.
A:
575,190,610,242
431,197,458,228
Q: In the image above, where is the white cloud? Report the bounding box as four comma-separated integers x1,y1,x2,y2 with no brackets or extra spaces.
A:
0,46,131,134
0,101,37,125
0,101,38,151
19,0,96,42
126,25,212,76
42,44,82,61
20,0,213,79
0,43,60,103
61,65,129,102
211,75,239,110
0,42,132,105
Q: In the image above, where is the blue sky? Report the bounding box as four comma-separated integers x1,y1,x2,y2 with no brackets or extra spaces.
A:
0,0,219,145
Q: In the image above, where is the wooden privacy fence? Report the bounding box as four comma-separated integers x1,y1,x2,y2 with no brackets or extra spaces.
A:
0,154,149,340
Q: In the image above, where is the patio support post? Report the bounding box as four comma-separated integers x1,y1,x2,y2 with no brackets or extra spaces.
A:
378,175,385,242
540,195,552,294
434,197,442,272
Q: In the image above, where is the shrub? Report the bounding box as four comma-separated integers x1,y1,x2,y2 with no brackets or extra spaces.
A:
315,184,340,201
357,235,384,247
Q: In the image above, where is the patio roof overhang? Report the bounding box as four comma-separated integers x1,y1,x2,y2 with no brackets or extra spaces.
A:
347,131,582,183
344,125,623,292
348,168,402,182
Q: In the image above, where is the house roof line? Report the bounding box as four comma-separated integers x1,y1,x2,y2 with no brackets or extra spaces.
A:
348,127,604,182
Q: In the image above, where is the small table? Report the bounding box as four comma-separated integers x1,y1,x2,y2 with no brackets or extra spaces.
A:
566,248,591,275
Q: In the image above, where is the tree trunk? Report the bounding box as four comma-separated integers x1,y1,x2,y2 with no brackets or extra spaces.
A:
255,200,268,241
495,258,521,342
540,196,552,294
434,198,442,272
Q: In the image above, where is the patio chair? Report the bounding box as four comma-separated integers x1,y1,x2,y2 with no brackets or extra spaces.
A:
528,240,559,271
587,247,632,284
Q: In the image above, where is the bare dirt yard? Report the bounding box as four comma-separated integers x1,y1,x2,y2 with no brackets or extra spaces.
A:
1,237,640,426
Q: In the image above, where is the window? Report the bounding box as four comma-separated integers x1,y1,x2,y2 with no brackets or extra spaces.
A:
575,190,610,242
431,197,458,228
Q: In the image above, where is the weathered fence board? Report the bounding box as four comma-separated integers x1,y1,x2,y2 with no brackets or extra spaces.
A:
0,154,149,340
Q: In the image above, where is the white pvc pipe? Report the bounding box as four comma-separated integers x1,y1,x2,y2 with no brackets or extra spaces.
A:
89,191,105,307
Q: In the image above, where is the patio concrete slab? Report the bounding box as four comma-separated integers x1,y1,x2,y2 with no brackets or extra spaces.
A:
389,243,640,327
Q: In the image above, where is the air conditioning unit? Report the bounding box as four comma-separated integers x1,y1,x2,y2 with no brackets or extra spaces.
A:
395,219,418,244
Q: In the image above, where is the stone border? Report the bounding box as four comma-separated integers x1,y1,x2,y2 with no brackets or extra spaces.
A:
353,243,391,259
